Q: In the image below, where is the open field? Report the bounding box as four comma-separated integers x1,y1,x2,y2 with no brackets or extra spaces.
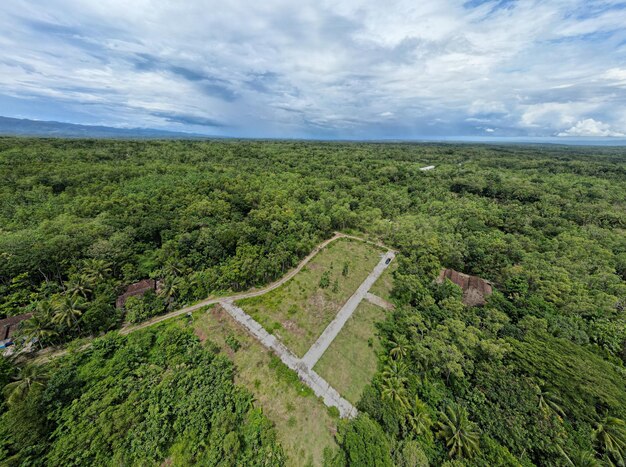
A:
237,238,383,356
191,307,337,467
369,260,396,301
313,301,386,404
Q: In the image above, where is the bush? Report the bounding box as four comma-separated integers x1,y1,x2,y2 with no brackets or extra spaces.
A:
225,334,241,352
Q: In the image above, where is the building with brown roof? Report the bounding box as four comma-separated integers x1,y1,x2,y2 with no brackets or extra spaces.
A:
116,279,159,309
0,312,33,348
437,269,493,306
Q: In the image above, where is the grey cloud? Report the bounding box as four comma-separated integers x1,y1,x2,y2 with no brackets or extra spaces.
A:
151,112,226,128
1,0,625,138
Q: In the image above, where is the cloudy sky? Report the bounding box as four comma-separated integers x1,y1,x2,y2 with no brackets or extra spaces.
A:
1,0,625,138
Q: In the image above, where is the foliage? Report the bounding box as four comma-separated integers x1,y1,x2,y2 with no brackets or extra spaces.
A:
337,415,394,467
0,327,284,465
1,139,626,464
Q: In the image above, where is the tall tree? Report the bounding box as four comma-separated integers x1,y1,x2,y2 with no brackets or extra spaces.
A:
593,416,626,465
436,404,480,459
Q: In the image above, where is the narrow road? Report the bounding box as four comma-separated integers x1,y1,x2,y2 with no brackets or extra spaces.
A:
301,251,395,368
220,300,358,418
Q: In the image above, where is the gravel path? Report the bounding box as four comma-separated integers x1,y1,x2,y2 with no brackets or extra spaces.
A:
301,251,395,368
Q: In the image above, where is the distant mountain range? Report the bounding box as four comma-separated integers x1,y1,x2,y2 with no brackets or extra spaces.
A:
0,116,207,139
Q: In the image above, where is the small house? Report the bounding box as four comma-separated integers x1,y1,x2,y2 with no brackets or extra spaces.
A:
437,269,493,306
116,279,158,309
0,312,33,348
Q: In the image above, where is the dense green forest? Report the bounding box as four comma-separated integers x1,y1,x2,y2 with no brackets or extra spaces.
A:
1,138,625,465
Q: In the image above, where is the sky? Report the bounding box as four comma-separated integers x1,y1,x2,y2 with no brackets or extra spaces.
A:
1,0,626,139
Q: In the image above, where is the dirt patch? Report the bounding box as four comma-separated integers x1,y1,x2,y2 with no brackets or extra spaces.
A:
308,291,332,318
282,319,305,336
193,326,208,342
308,263,323,271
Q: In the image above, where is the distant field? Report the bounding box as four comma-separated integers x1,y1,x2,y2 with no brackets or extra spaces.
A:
191,308,336,467
313,301,386,404
237,238,383,356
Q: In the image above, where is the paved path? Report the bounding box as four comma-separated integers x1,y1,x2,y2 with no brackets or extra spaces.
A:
302,251,395,368
365,292,395,310
219,301,358,418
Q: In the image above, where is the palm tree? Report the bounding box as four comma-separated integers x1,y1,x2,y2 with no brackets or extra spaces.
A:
559,446,601,467
18,311,58,349
389,336,410,360
381,376,409,409
593,415,626,465
3,365,48,406
382,360,408,381
406,395,432,437
536,385,566,420
81,258,112,284
65,273,93,299
436,404,481,459
159,275,182,302
52,295,83,330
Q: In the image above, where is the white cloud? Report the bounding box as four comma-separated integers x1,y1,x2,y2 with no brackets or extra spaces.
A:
0,0,625,137
557,118,625,137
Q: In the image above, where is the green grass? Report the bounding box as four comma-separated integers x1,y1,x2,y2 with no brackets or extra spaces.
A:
369,260,396,301
191,308,337,467
312,301,386,405
237,238,383,356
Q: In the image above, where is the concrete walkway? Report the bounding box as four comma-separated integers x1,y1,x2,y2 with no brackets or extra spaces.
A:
219,300,358,418
302,251,395,368
365,292,395,310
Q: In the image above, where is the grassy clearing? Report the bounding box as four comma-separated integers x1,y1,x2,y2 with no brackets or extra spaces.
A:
313,301,386,405
369,260,396,301
190,307,337,467
237,238,382,356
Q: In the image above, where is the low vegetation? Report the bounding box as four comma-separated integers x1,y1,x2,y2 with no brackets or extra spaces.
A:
191,308,336,466
237,238,381,356
314,301,386,404
0,325,284,465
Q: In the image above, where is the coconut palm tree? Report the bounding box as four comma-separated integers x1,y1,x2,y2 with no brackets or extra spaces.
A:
593,415,626,465
536,384,566,420
389,336,410,360
559,446,601,467
382,360,408,381
65,274,93,299
3,365,48,406
159,275,183,305
436,404,481,459
381,376,409,409
52,295,83,330
406,395,432,437
18,311,58,349
81,258,112,284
